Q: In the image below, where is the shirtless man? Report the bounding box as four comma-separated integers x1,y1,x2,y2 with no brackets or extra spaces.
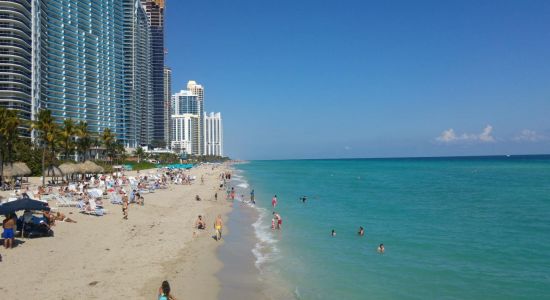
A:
214,215,223,241
195,215,206,229
378,243,385,254
3,214,16,249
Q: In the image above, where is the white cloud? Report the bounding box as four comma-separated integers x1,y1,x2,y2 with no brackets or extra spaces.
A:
479,125,495,142
436,129,458,142
513,129,546,142
436,125,496,144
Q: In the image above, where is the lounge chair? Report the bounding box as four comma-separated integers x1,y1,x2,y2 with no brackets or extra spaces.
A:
110,193,122,205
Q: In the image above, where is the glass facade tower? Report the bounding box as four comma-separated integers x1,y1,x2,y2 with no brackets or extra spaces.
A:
0,0,33,121
42,0,124,136
140,0,164,144
123,0,151,148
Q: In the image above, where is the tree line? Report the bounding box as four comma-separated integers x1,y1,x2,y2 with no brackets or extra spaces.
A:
0,108,126,185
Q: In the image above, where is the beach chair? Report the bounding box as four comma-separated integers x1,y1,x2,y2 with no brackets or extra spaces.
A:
80,199,106,216
110,193,122,205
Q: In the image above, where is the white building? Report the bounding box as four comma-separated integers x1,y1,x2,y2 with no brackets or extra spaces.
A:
171,90,200,155
170,113,199,155
204,112,223,156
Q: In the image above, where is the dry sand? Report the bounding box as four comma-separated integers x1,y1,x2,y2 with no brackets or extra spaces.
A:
0,164,233,299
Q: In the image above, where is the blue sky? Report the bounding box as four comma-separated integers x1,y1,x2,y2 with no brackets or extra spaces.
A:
166,0,550,159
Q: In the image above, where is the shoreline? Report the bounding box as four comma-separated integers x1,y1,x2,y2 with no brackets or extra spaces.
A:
0,164,232,299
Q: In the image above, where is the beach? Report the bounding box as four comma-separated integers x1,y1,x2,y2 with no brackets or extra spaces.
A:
0,164,232,299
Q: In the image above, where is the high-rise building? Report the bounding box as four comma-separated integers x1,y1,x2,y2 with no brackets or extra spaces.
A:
187,80,204,154
171,90,199,155
141,0,165,143
0,0,35,125
123,0,152,148
204,112,223,156
41,0,124,137
163,66,171,147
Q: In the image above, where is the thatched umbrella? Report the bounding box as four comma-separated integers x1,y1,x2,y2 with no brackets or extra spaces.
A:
13,162,31,176
2,162,30,177
2,164,16,177
82,161,103,174
59,163,77,175
45,166,64,177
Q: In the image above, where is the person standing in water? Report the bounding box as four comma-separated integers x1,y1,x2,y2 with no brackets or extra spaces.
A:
331,229,336,236
214,214,223,241
300,195,307,203
358,226,364,236
272,195,278,207
378,243,385,253
250,189,255,204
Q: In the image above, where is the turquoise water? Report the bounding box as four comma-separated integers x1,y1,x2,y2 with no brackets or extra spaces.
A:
235,156,550,299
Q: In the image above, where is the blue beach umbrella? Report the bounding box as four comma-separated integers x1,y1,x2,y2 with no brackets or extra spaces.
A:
0,197,50,215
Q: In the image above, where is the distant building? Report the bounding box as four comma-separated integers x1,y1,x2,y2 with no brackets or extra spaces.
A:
171,113,199,155
171,90,200,155
187,80,204,154
141,0,165,143
163,66,172,147
204,112,223,156
123,0,152,147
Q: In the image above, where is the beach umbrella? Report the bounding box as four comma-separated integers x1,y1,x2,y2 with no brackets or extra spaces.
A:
59,163,77,175
13,162,31,176
74,163,86,174
45,166,64,177
1,164,16,177
0,197,50,215
82,161,102,174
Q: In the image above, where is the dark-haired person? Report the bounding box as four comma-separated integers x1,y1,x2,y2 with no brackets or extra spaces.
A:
158,280,176,300
358,226,364,236
378,243,385,254
2,213,16,249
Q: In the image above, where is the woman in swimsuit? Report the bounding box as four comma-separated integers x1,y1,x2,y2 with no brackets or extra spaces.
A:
214,214,223,241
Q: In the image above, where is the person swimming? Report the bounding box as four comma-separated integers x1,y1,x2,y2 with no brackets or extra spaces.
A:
299,195,307,203
331,229,336,236
378,243,385,253
358,226,364,236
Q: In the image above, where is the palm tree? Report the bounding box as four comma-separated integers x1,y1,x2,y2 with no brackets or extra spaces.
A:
31,109,59,186
101,128,116,163
75,121,91,161
134,146,145,163
0,108,21,185
60,118,75,160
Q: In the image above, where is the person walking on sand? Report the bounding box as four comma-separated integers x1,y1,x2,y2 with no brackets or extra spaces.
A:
214,214,223,241
272,195,278,208
250,189,255,203
158,280,176,300
122,193,129,220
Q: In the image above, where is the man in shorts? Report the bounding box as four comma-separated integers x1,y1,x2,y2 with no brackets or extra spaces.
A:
3,213,16,249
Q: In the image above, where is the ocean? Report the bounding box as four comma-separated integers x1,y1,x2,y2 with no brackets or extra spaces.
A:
218,156,550,299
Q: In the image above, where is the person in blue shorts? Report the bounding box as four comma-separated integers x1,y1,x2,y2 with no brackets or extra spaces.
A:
3,213,16,249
